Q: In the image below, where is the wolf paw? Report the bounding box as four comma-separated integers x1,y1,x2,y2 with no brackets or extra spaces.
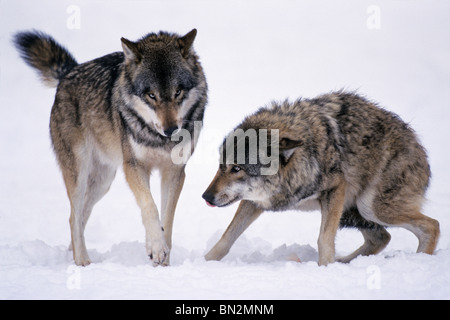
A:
74,253,91,267
148,240,170,267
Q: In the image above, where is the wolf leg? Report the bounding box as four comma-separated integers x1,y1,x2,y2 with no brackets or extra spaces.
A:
123,161,169,266
338,227,391,263
69,208,90,266
372,195,440,255
67,153,117,240
63,152,92,266
205,200,263,261
82,157,117,232
397,213,440,254
69,199,91,266
160,164,186,265
318,180,346,266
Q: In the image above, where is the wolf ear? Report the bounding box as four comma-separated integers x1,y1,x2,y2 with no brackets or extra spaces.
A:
279,138,303,165
178,29,197,58
121,38,141,63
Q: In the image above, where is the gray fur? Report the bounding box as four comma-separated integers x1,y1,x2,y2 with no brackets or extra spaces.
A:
15,29,208,266
203,91,439,265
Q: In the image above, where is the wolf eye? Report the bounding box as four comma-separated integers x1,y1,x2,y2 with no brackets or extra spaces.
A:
147,93,156,100
230,166,241,173
175,89,182,97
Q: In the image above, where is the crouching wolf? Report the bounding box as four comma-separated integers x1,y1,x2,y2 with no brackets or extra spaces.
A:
14,29,207,266
202,91,439,265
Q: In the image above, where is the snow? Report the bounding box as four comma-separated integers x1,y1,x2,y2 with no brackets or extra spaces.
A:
1,0,450,300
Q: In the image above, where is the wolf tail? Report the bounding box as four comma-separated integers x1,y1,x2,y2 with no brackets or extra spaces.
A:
13,30,78,87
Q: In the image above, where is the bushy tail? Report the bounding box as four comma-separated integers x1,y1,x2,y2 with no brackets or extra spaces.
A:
13,30,78,87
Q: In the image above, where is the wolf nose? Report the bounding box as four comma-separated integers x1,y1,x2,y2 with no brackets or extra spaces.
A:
202,192,217,207
164,126,179,137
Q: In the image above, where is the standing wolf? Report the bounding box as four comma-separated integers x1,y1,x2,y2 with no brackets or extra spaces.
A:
14,29,207,266
202,91,439,265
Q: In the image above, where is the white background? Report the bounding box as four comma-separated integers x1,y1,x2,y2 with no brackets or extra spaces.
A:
1,0,449,299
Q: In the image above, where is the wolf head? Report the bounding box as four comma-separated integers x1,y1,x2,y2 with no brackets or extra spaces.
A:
203,101,321,210
120,29,202,137
202,135,306,209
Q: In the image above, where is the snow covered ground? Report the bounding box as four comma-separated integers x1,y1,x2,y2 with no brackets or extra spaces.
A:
1,0,450,300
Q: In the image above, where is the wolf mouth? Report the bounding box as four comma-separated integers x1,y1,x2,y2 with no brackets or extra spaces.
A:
215,196,241,208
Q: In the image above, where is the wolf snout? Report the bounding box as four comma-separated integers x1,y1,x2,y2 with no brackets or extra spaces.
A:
202,191,217,207
163,126,180,137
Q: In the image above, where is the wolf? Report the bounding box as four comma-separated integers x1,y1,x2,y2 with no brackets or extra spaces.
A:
202,91,439,266
14,29,208,266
